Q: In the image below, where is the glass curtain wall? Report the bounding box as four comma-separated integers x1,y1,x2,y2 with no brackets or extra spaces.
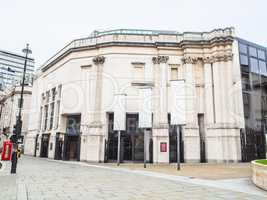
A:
238,38,267,161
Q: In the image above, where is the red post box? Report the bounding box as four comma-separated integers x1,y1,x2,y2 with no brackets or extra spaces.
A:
1,141,12,161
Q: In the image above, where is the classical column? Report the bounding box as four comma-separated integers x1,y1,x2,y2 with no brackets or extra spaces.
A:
152,56,169,126
181,56,198,125
91,56,105,126
181,56,199,163
84,55,105,162
220,53,234,124
217,53,241,162
203,57,215,124
152,55,169,163
212,53,233,124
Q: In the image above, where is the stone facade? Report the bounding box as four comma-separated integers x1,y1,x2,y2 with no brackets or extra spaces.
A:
24,28,245,163
0,86,32,148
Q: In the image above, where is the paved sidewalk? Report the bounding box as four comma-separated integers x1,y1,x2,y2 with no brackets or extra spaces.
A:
14,156,267,199
0,161,17,200
55,160,266,197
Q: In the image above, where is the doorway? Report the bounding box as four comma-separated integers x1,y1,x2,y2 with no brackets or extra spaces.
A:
107,113,147,162
63,115,81,161
54,133,63,160
63,135,80,161
40,134,50,158
34,134,39,157
198,113,206,163
168,114,184,163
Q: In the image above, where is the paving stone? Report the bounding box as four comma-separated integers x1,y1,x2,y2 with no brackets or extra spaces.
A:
1,156,266,199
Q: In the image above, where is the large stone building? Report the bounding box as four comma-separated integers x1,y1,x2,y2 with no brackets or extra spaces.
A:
24,28,266,163
0,86,32,149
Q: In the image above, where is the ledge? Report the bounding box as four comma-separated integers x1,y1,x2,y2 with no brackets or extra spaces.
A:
131,81,154,87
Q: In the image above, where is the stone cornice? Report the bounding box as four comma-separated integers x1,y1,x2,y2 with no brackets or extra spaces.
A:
40,27,235,72
93,56,105,65
152,56,169,64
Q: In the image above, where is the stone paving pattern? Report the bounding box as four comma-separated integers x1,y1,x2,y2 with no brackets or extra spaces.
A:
0,161,16,200
15,156,264,200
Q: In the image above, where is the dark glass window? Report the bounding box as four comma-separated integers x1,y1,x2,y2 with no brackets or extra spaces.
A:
239,43,247,54
240,54,248,65
243,93,250,105
49,103,54,130
241,74,250,90
249,47,257,57
259,60,267,76
44,105,48,130
258,50,266,60
243,93,250,118
250,57,259,73
18,98,23,108
52,88,56,101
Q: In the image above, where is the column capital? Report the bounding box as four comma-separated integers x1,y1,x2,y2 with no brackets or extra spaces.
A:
93,56,105,65
152,56,169,64
213,53,233,62
203,57,214,64
181,56,200,64
203,53,233,64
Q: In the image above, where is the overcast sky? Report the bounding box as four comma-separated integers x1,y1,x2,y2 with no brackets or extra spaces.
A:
1,0,266,68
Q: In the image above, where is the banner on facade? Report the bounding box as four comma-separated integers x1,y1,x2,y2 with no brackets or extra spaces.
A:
170,80,186,125
113,94,127,131
138,88,152,128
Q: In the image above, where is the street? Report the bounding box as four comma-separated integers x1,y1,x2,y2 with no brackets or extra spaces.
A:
0,156,265,200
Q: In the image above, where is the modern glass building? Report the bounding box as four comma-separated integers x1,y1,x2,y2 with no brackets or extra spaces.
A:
237,38,267,161
0,49,34,90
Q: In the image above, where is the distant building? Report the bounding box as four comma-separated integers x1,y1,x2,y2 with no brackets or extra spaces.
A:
0,86,32,146
24,28,266,163
0,49,34,90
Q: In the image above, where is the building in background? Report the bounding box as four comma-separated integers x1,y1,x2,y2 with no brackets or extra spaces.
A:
0,86,32,147
0,49,34,90
24,28,266,163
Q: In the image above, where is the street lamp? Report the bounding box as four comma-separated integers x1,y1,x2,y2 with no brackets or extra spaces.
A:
10,44,32,174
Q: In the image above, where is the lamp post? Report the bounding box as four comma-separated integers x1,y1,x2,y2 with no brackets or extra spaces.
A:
10,44,32,174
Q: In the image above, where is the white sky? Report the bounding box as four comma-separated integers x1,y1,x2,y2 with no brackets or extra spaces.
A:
1,0,266,68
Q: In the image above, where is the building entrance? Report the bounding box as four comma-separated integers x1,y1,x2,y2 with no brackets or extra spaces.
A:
198,113,206,163
34,134,39,157
107,113,149,162
63,135,80,161
40,134,50,158
54,133,63,160
168,114,184,163
63,115,81,161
